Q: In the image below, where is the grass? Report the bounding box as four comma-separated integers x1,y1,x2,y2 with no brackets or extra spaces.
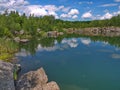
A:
0,38,18,62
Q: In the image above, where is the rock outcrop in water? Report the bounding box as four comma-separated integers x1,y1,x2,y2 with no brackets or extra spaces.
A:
16,68,60,90
0,60,60,90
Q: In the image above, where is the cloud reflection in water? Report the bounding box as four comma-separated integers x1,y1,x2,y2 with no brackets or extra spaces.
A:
80,38,91,45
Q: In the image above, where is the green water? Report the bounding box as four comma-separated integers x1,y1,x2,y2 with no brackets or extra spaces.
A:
17,36,120,90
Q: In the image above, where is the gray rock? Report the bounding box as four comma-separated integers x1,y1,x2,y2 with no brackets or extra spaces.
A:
20,39,29,43
0,60,59,90
14,37,20,42
37,28,41,32
19,30,24,35
0,60,15,90
43,81,60,90
16,68,60,90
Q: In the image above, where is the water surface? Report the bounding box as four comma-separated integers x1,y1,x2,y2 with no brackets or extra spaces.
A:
17,37,120,90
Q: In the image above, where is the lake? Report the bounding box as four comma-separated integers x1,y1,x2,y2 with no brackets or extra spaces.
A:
16,36,120,90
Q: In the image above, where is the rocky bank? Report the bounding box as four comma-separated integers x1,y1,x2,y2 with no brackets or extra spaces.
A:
65,27,120,37
0,60,60,90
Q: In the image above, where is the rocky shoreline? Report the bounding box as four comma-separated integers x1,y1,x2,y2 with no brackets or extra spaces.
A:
65,27,120,37
0,60,60,90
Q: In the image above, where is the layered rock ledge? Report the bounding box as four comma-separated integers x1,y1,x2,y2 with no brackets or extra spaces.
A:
0,60,60,90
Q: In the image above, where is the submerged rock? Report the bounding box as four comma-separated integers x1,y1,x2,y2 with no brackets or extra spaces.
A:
16,68,60,90
0,60,15,90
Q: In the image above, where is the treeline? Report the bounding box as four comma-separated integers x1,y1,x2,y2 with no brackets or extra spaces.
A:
62,15,120,28
0,11,120,38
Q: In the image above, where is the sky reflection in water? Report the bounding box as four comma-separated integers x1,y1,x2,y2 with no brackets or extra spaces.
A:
17,37,120,90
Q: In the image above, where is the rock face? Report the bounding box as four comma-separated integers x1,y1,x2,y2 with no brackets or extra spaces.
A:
47,31,64,38
0,60,59,90
43,81,60,90
16,68,60,90
65,27,120,37
0,60,15,90
14,37,29,43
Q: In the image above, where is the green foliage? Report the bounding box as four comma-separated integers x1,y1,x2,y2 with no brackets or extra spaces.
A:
39,38,55,47
0,10,120,61
0,38,18,61
89,36,120,48
0,53,13,62
0,10,120,39
13,70,17,80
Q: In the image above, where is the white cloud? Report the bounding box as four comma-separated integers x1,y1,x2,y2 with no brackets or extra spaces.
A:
0,1,79,19
81,11,93,19
23,5,48,16
23,5,60,18
61,38,78,48
93,14,101,20
58,5,64,10
0,0,7,3
72,15,78,19
94,10,120,20
37,44,58,52
30,8,47,17
0,0,79,20
99,3,118,7
58,5,70,13
115,0,120,2
37,40,61,52
7,8,16,13
21,4,60,18
60,8,79,19
0,0,28,7
68,9,79,15
0,0,29,14
0,1,60,18
48,11,59,18
44,5,58,11
113,10,120,16
13,0,29,6
100,12,113,20
37,39,78,52
81,38,91,45
79,1,93,5
60,13,71,18
62,7,70,13
69,42,78,48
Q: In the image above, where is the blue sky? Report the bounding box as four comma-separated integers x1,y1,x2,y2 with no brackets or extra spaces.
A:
0,0,120,21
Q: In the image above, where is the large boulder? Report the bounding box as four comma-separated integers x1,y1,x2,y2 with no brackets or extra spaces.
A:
0,60,59,90
16,68,60,90
43,81,60,90
0,60,15,90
